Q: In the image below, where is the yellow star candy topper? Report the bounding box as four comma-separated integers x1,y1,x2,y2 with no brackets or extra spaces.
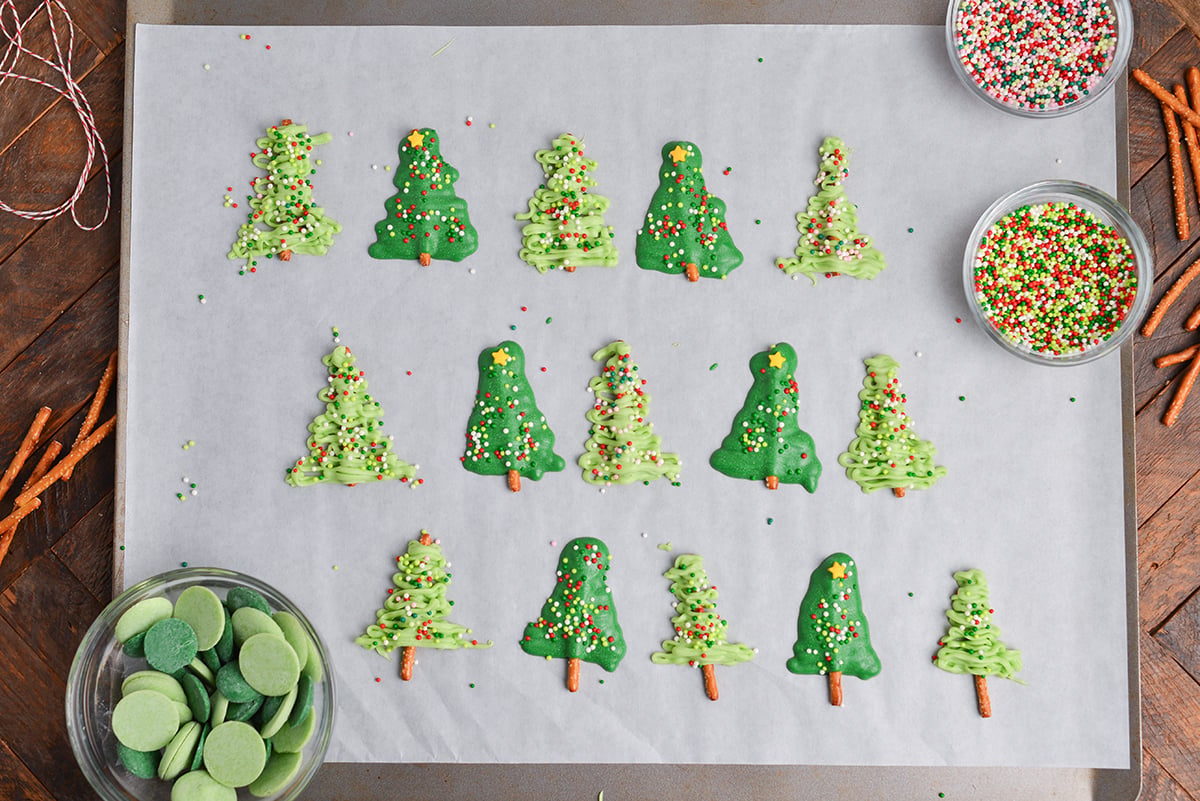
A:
827,561,847,580
768,350,786,369
491,348,511,367
406,129,425,148
668,144,690,163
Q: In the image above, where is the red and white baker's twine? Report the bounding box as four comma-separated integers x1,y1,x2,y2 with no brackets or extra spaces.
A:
0,0,110,230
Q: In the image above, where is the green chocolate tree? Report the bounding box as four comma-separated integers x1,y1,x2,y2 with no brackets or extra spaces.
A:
709,342,821,491
228,119,342,275
521,537,626,692
579,340,680,486
635,140,742,282
461,340,564,492
786,552,880,706
368,127,478,265
776,136,885,284
934,568,1023,718
651,553,754,701
837,354,946,497
515,133,618,273
356,529,492,681
286,343,418,487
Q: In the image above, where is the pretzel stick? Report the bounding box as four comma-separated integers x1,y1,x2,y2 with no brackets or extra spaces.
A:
1163,346,1200,427
975,674,992,718
1132,69,1200,129
1162,96,1190,240
0,406,52,506
1156,345,1199,368
13,416,115,509
829,670,843,706
1142,257,1200,337
1178,85,1200,212
566,657,581,692
0,499,41,568
65,351,117,480
1187,304,1200,331
702,663,719,701
18,441,62,500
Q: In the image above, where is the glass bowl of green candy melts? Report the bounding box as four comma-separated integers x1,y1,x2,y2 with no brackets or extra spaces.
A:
963,180,1153,365
66,567,335,801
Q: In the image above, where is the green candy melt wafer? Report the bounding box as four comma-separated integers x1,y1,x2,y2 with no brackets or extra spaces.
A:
231,606,284,647
203,720,267,788
145,617,199,674
269,708,315,753
170,768,236,801
180,672,211,723
158,721,203,781
121,669,187,704
270,611,309,669
173,585,226,651
112,689,181,752
239,633,300,697
226,586,271,615
248,751,302,798
215,661,261,704
116,741,160,779
115,596,174,643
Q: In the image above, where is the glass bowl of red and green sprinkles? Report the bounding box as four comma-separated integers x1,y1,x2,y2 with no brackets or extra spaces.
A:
946,0,1132,117
66,567,335,801
964,180,1151,364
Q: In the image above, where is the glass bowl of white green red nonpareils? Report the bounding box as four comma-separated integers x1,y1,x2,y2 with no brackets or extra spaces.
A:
963,180,1152,365
66,567,335,801
945,0,1132,117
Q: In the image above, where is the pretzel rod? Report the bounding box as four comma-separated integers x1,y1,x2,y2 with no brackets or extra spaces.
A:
1162,96,1190,240
0,406,52,506
1163,346,1200,427
975,674,993,718
13,416,115,509
18,441,62,501
65,351,117,480
1133,69,1200,129
1156,345,1199,368
702,663,719,701
1178,84,1200,212
1187,303,1200,331
1142,256,1200,337
0,499,41,568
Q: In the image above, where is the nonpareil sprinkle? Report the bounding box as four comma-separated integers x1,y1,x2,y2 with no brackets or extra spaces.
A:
972,201,1137,357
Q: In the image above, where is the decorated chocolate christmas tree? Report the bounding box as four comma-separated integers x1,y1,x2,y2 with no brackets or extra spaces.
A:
368,127,478,265
461,340,564,492
228,119,342,275
934,568,1023,718
838,354,946,497
286,342,417,487
651,553,754,701
521,537,626,692
636,140,742,282
516,133,618,273
786,552,880,706
579,341,680,486
709,342,821,491
356,529,491,681
776,136,884,283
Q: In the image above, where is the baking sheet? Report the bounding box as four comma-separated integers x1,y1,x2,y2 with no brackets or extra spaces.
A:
123,22,1130,770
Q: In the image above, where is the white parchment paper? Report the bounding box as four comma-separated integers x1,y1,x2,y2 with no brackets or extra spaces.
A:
125,24,1129,768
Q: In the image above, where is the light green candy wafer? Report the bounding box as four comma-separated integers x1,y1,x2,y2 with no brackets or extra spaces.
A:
238,633,299,697
121,670,187,704
112,689,180,751
115,597,174,643
173,586,226,651
269,709,315,754
231,607,284,648
170,769,236,801
158,721,203,781
209,691,228,727
270,612,309,669
258,684,297,739
248,751,302,798
203,721,266,788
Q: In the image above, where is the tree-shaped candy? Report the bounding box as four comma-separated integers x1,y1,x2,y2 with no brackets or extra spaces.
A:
356,529,492,681
786,552,880,706
521,537,626,692
579,341,680,486
515,133,618,273
651,553,754,701
776,136,885,284
837,354,946,497
286,343,418,487
228,119,342,275
709,342,821,491
462,340,564,492
368,128,479,265
636,141,742,282
934,568,1023,718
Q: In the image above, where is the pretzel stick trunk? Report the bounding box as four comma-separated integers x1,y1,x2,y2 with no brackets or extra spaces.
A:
506,469,521,493
567,657,581,692
1142,256,1200,337
400,646,416,681
685,263,700,282
66,351,117,480
0,407,52,505
764,475,778,490
1133,69,1200,129
975,674,992,718
0,499,41,568
893,487,906,498
829,671,843,706
1162,97,1190,240
702,663,719,701
14,416,115,509
1163,346,1200,427
1156,345,1199,368
1178,85,1200,211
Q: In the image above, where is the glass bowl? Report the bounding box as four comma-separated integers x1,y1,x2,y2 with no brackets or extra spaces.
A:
66,567,336,801
963,180,1152,365
945,0,1132,117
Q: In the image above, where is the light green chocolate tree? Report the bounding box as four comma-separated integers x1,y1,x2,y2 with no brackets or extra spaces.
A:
516,133,618,273
228,119,342,275
934,568,1023,718
579,341,680,486
776,136,884,284
838,354,946,497
286,343,418,487
651,553,754,701
356,529,491,681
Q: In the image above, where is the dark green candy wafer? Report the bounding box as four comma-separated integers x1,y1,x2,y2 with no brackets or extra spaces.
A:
144,617,198,674
190,722,211,772
288,674,313,726
199,646,221,674
180,671,211,723
214,605,234,663
215,661,261,704
116,741,160,779
226,694,264,722
122,630,147,658
226,586,271,615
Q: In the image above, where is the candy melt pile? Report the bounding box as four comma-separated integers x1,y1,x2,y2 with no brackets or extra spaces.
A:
972,201,1137,357
952,0,1118,111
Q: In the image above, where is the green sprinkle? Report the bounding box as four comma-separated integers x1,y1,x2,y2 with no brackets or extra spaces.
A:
709,363,718,371
1070,396,1076,402
510,324,517,331
766,517,774,525
958,396,965,401
469,683,475,688
657,542,673,552
545,316,552,324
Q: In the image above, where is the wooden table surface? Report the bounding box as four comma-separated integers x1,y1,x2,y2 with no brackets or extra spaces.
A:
2,1,1200,798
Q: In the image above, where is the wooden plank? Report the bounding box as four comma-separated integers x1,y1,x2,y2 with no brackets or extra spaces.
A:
1157,584,1200,681
1130,28,1200,188
0,738,57,801
1132,0,1186,70
1142,749,1200,801
51,490,114,605
1139,469,1200,628
54,0,124,57
1131,156,1200,285
1143,629,1200,793
1161,0,1200,43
